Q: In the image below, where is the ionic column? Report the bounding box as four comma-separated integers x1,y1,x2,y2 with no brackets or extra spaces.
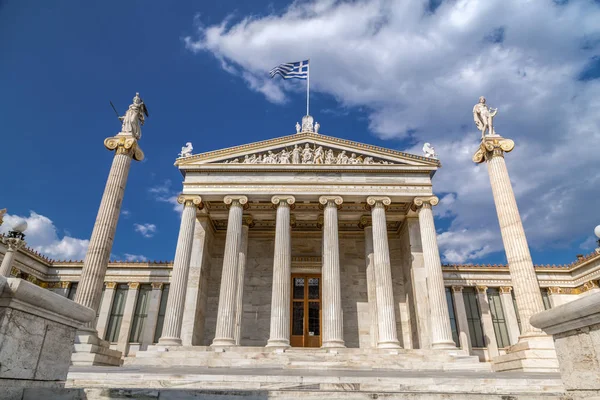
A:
413,196,456,349
267,196,295,347
212,195,248,347
476,286,499,358
234,215,253,345
117,282,140,354
359,216,379,348
366,197,401,349
74,135,144,331
159,195,203,345
96,282,117,339
0,236,26,277
499,286,520,345
473,136,544,337
451,286,472,353
141,283,164,348
319,196,345,348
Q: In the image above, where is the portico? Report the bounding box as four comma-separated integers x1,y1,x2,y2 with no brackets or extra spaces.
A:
153,130,456,351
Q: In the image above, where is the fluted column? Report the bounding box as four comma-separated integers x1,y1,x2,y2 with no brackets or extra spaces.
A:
413,196,456,349
74,135,144,331
319,196,345,348
159,195,203,345
267,196,295,347
365,197,401,349
499,286,521,345
451,286,472,353
212,195,248,347
473,136,545,337
0,237,26,277
476,286,499,358
234,215,253,345
359,216,379,348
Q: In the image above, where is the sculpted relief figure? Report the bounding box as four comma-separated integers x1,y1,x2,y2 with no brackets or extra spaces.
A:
336,150,348,164
279,149,290,164
119,92,148,140
313,146,324,164
473,96,498,138
292,144,301,164
348,153,360,164
325,149,335,164
302,144,313,164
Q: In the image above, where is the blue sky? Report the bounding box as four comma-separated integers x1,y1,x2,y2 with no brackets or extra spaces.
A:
1,0,599,265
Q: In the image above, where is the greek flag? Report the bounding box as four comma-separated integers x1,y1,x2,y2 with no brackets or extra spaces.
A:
269,60,309,80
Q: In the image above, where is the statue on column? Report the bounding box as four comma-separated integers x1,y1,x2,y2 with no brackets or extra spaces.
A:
119,92,149,140
473,96,498,138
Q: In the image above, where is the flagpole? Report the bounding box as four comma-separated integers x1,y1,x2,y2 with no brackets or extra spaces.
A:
306,59,310,116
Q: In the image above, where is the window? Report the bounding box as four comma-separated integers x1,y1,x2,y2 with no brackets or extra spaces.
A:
487,288,511,348
462,287,485,347
67,282,78,300
130,284,152,342
153,284,170,343
541,289,552,310
511,291,522,333
445,287,459,347
104,284,128,342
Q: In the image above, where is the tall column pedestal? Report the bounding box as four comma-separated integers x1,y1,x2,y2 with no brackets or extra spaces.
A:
473,135,557,372
72,133,144,366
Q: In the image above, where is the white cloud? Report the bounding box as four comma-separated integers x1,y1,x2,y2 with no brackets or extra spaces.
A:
186,0,600,263
149,180,181,213
0,212,89,260
124,253,148,262
133,223,157,238
121,210,131,218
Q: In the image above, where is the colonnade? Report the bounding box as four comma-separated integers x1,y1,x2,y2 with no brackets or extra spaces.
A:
155,193,456,350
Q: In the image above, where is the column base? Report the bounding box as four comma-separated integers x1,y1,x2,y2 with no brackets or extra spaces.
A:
321,339,346,349
71,330,122,367
492,334,558,372
432,340,458,350
211,337,236,347
158,337,182,346
265,339,290,348
376,340,402,349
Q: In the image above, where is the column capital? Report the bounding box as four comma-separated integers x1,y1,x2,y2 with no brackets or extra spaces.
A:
0,236,27,252
411,196,439,211
476,285,488,294
242,215,255,227
224,195,249,209
177,195,203,209
451,285,464,293
106,282,118,289
365,196,391,211
472,136,515,164
499,286,513,294
128,282,140,290
104,136,144,161
151,282,164,290
271,195,296,209
319,196,343,209
358,215,371,229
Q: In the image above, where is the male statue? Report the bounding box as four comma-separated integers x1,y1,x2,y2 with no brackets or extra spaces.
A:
473,96,498,138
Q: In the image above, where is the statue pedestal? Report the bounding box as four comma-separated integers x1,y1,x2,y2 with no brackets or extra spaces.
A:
71,330,122,366
492,335,558,372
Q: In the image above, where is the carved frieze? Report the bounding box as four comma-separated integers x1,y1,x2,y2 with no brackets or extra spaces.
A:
219,143,397,165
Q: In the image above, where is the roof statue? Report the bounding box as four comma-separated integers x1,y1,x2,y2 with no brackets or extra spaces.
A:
473,96,498,138
422,143,437,159
179,142,193,158
301,115,314,133
295,122,301,133
119,92,149,140
314,121,320,133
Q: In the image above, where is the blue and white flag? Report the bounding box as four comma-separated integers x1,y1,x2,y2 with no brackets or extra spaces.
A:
269,60,309,80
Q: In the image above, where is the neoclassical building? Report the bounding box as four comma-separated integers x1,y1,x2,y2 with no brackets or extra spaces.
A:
2,117,599,366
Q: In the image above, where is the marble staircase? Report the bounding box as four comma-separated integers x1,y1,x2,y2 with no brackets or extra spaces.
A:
125,345,491,372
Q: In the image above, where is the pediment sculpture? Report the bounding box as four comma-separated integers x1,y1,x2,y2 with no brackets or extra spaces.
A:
220,143,396,165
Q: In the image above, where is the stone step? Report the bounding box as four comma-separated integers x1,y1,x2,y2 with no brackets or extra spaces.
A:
62,365,564,399
73,343,122,359
24,388,566,400
71,352,122,367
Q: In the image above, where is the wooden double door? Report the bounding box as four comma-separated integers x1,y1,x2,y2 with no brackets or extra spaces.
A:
290,274,321,347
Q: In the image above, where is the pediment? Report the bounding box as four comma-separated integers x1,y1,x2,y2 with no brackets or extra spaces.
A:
175,132,439,167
